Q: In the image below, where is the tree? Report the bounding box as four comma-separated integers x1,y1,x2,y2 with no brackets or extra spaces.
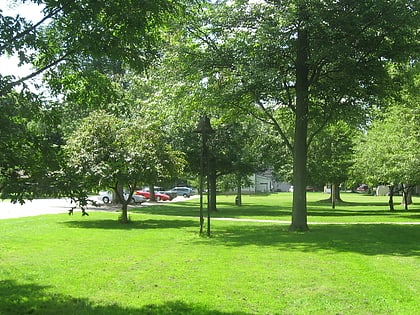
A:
307,121,358,206
171,0,419,231
206,119,271,210
215,121,272,206
0,0,190,203
64,110,185,222
352,63,420,211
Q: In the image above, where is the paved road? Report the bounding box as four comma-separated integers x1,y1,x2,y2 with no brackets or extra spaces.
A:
0,198,77,219
0,196,196,220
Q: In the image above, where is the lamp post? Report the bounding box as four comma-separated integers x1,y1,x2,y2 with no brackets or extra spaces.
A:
195,115,214,236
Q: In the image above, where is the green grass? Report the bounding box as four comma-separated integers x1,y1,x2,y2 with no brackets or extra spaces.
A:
136,192,420,223
0,193,419,314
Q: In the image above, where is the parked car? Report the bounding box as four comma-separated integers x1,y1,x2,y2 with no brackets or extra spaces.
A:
140,187,177,201
356,184,369,192
134,190,170,201
159,190,178,200
170,187,194,198
98,191,145,204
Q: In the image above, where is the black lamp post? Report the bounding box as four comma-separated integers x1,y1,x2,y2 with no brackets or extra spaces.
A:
195,115,214,236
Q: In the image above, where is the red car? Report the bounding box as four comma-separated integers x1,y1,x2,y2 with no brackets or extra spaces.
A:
134,190,170,201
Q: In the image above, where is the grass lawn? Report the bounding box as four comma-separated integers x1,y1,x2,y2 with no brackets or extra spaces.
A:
137,192,420,223
0,192,419,314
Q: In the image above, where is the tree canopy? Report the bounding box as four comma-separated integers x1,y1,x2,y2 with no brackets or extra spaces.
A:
64,110,185,222
352,62,420,206
168,0,419,230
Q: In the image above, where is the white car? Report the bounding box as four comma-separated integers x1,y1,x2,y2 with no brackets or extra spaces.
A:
98,191,145,204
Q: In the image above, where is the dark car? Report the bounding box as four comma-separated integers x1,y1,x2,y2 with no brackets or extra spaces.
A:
356,184,369,192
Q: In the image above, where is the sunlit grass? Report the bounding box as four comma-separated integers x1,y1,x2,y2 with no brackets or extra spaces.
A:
0,193,419,314
135,192,420,223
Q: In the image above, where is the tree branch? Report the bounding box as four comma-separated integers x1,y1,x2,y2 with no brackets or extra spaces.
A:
254,98,293,152
0,7,61,53
3,52,71,92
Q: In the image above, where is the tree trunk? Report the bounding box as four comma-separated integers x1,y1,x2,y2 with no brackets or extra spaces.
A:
333,184,342,202
388,185,395,212
114,183,124,205
331,184,336,209
120,202,129,223
209,168,217,212
149,184,156,201
289,17,309,232
401,184,413,210
236,175,242,206
327,183,342,208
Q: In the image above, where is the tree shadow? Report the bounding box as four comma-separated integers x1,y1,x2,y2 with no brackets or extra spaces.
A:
306,200,420,218
0,279,250,315
136,202,291,219
134,197,420,220
130,200,200,217
61,218,199,230
197,224,420,257
307,208,397,217
307,199,388,207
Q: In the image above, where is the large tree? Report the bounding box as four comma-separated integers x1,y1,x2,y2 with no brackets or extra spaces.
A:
172,0,419,230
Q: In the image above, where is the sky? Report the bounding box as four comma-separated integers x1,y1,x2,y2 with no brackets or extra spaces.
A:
0,1,45,78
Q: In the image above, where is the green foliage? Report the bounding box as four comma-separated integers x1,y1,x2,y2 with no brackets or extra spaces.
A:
352,63,420,187
0,0,183,86
0,91,63,202
64,110,185,193
166,0,419,230
0,0,193,204
308,121,358,187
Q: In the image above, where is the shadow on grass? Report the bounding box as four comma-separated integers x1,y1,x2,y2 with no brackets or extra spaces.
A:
201,224,420,257
61,218,199,230
0,279,249,315
134,197,420,220
307,200,420,218
307,208,411,217
309,199,388,207
136,201,292,218
131,200,200,217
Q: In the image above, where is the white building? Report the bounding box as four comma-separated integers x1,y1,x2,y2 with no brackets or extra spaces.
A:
242,173,292,193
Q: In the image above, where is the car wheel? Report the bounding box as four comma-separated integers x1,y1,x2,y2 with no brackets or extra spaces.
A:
102,196,110,204
156,196,161,202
